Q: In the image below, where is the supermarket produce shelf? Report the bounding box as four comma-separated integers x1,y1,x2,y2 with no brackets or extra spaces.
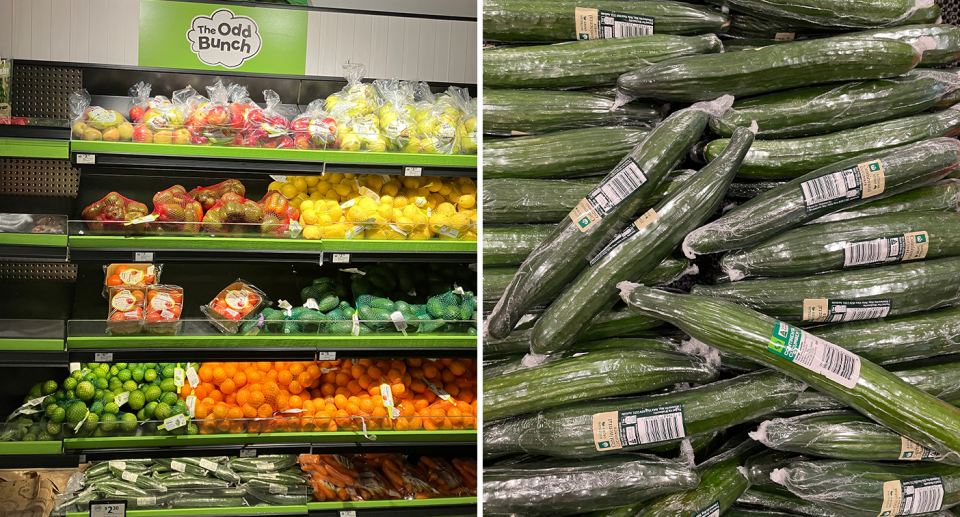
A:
70,142,477,178
0,137,70,159
0,441,77,469
0,232,69,261
66,508,307,517
0,319,68,365
0,124,70,141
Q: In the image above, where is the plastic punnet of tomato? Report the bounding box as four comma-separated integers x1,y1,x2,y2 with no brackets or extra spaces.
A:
102,263,159,298
144,284,184,335
201,280,270,334
107,286,145,335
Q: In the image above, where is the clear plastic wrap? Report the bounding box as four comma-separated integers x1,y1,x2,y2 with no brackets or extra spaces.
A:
136,86,194,144
410,83,460,155
103,263,158,298
150,185,203,234
373,79,418,152
69,89,132,142
807,179,960,225
185,80,246,146
483,89,661,136
683,138,960,257
483,456,700,517
202,280,270,334
291,99,338,149
143,285,183,335
128,81,151,123
327,63,382,152
699,0,937,29
81,192,151,233
107,286,145,335
736,484,848,517
242,89,295,149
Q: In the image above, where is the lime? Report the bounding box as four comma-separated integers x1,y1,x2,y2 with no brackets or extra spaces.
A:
66,402,88,424
27,383,42,399
118,370,132,383
63,378,78,391
187,423,199,435
109,365,119,376
144,385,161,402
64,390,75,400
136,409,146,420
70,370,84,381
153,402,171,421
46,420,61,435
132,369,144,383
41,397,56,409
76,381,95,401
95,378,109,390
100,413,118,433
94,369,107,380
116,363,128,370
159,378,176,393
90,401,104,415
161,365,175,379
36,431,52,441
144,363,157,370
144,401,158,419
122,380,138,392
108,378,122,391
120,413,138,432
82,413,99,433
86,362,99,370
82,373,96,383
41,380,58,395
104,402,119,415
160,392,178,406
21,433,36,442
128,390,145,410
44,404,60,420
144,369,157,383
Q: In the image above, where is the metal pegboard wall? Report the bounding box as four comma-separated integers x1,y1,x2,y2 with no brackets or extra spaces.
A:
0,159,79,197
10,64,81,119
0,262,77,281
938,0,960,26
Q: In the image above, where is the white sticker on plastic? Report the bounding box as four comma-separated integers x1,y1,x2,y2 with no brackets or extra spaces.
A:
768,321,861,389
135,497,156,507
390,311,408,334
109,460,127,470
404,166,422,177
269,483,289,494
121,470,139,483
114,391,129,407
162,414,186,431
199,458,220,471
186,366,199,388
170,460,187,473
76,154,96,165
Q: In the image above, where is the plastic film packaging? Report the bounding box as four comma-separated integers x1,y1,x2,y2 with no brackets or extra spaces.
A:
242,89,295,149
328,63,383,153
807,179,960,225
736,484,849,517
842,25,960,66
700,0,937,29
185,80,247,146
132,86,194,144
483,456,700,517
69,89,132,143
450,87,477,155
372,79,418,152
483,369,806,458
202,279,270,334
771,460,960,517
410,84,462,155
742,449,811,486
682,138,960,257
483,89,661,135
290,99,338,149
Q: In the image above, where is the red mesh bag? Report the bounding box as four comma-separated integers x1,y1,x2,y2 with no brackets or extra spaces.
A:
202,192,263,234
151,185,203,233
259,190,300,236
188,179,246,211
243,89,296,149
81,192,150,233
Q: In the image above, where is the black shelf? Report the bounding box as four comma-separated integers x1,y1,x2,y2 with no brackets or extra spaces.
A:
0,453,79,469
0,124,70,140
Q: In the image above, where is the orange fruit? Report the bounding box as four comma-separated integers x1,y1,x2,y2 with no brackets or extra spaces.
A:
422,362,438,379
335,387,351,398
321,383,336,397
248,391,264,408
198,365,214,383
444,383,460,398
212,367,227,384
346,380,362,396
386,369,402,384
278,370,293,386
246,370,262,383
194,404,210,419
224,363,238,378
241,403,257,418
276,394,290,411
439,358,453,367
257,404,274,418
366,366,382,381
345,402,360,415
289,395,303,409
391,383,406,398
265,370,278,382
227,407,243,420
306,365,321,379
235,390,249,406
350,364,365,379
390,360,406,374
441,369,456,384
193,385,209,400
297,372,313,387
208,390,224,403
233,371,247,388
220,379,236,395
357,374,373,390
289,363,305,376
458,389,474,404
324,403,337,415
335,372,351,386
334,394,348,410
359,398,374,413
408,367,424,379
410,379,427,394
335,409,351,427
257,361,272,372
406,358,422,367
288,380,303,394
263,381,280,403
212,404,228,420
224,392,237,405
447,407,463,426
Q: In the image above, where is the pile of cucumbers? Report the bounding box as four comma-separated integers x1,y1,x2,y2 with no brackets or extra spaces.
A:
483,0,960,515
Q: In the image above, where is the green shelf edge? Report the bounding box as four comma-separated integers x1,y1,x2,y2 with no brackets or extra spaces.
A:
0,338,64,351
308,497,477,510
68,235,476,254
0,138,70,159
70,141,477,168
0,440,62,455
320,239,476,253
66,334,477,349
68,506,307,517
0,233,68,247
63,430,475,449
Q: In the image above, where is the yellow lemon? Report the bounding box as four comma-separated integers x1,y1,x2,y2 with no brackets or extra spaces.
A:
292,177,308,193
335,182,352,197
458,194,476,209
303,225,322,240
280,183,299,199
305,176,320,187
301,209,319,225
267,181,284,192
316,181,331,195
327,173,344,184
309,191,324,202
402,177,421,189
437,202,456,216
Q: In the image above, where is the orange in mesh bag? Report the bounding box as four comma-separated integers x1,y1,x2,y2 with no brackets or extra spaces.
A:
188,179,246,211
202,192,263,233
259,190,300,236
81,192,150,232
151,185,203,233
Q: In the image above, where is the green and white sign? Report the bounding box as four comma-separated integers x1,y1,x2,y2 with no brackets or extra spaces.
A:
139,0,308,75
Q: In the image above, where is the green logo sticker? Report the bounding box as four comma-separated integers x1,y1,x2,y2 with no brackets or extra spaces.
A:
916,234,927,243
869,162,881,172
598,441,610,448
579,216,591,228
579,34,589,39
768,320,799,361
903,451,914,458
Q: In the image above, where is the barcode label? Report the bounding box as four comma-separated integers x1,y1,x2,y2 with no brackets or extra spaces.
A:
768,320,861,389
900,436,945,461
880,477,943,516
611,19,654,38
575,7,654,40
592,403,685,451
801,159,884,212
693,501,721,517
844,231,928,268
803,298,892,323
569,158,647,232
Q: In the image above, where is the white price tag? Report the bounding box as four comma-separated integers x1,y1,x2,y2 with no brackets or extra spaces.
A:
174,367,185,387
186,366,199,388
108,460,126,470
199,458,220,471
134,252,154,262
69,362,81,373
114,391,129,407
317,351,337,361
390,311,408,335
90,502,125,517
332,253,350,263
169,460,187,473
352,311,360,337
269,174,288,183
120,470,139,483
404,166,422,177
238,449,257,458
162,414,186,431
95,352,113,362
186,395,196,418
76,154,96,165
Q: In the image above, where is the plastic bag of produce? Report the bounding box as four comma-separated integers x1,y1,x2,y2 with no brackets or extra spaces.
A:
374,79,418,152
108,285,145,334
259,190,300,236
187,179,246,211
81,192,150,233
69,89,132,142
328,63,384,152
151,185,203,233
242,89,295,148
451,87,477,155
291,99,338,149
127,81,151,124
137,86,194,144
187,80,246,145
380,456,441,499
202,279,270,334
413,83,460,154
202,191,263,233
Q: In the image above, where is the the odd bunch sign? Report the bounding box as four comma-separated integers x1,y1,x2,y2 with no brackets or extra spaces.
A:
139,0,307,75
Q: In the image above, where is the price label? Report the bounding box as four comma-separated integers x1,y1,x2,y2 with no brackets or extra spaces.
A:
95,352,113,362
340,511,357,517
332,253,350,263
170,460,187,473
114,391,129,407
162,414,186,431
90,501,125,517
186,366,200,388
76,154,96,165
174,367,185,387
403,166,422,177
134,252,154,262
317,351,337,361
239,448,257,458
198,458,220,471
186,395,196,418
69,363,81,373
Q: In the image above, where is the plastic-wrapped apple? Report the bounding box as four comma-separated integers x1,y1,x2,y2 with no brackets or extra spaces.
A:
72,122,88,139
82,128,103,141
130,106,145,122
420,136,438,154
308,118,337,146
154,130,175,145
324,94,341,112
174,129,191,145
117,122,134,141
143,110,172,132
338,133,361,152
206,105,229,127
365,135,387,153
243,134,261,148
228,104,246,129
246,105,266,125
133,125,154,143
191,134,210,146
276,136,295,149
102,127,120,142
417,116,439,137
401,135,422,154
294,135,311,149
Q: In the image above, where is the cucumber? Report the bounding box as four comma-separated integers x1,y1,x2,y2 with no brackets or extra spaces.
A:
483,90,660,135
86,461,151,478
726,508,818,517
683,138,960,256
483,456,700,517
808,179,960,225
486,338,678,379
701,0,940,28
737,484,847,517
771,460,960,517
722,212,960,279
483,0,730,42
229,454,298,472
484,34,723,88
727,12,844,38
483,369,806,458
484,348,719,421
109,466,167,492
239,471,309,485
176,496,245,508
705,109,960,180
487,100,724,339
618,284,960,460
691,257,960,321
743,449,809,486
94,479,150,497
484,127,649,179
531,125,754,353
484,225,553,267
845,24,960,67
246,486,310,505
154,474,230,489
617,37,922,102
582,501,655,517
710,70,960,139
637,454,753,517
755,410,958,463
728,181,787,200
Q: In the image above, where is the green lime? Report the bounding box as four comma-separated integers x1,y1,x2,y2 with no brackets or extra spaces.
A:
118,370,132,383
63,378,78,391
109,365,119,376
144,385,161,402
161,365,175,379
144,369,157,383
122,380,138,392
132,369,144,383
104,402,119,415
100,413,118,433
90,401,104,415
159,378,176,393
37,431,52,441
95,378,109,390
76,381,95,401
120,413,138,432
21,433,36,442
82,413,99,433
153,402,171,421
116,363,128,370
128,390,146,410
108,378,122,391
160,392,178,406
144,401,158,419
46,421,61,435
41,380,58,395
66,402,88,424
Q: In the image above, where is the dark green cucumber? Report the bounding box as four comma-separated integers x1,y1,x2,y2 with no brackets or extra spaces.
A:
710,70,960,139
531,125,754,353
487,101,723,339
618,284,960,459
808,179,960,225
581,501,655,517
484,127,649,179
638,454,754,517
728,181,787,200
617,37,922,102
728,12,845,37
743,449,810,486
772,460,960,517
483,90,660,135
705,109,960,180
692,257,960,321
484,348,719,420
755,410,957,463
722,212,960,279
845,24,960,66
484,34,723,88
726,508,818,517
483,456,700,517
737,484,847,517
701,0,939,28
682,138,960,256
483,369,806,458
483,338,676,379
484,225,553,267
483,0,730,42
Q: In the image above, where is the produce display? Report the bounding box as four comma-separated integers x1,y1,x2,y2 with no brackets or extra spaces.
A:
483,0,960,514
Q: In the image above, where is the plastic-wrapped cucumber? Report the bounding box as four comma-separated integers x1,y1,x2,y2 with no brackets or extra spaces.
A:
483,90,660,135
728,181,788,200
109,466,167,492
485,338,677,378
581,501,655,517
484,127,650,179
721,212,960,279
743,449,810,485
86,460,151,478
683,139,960,256
176,496,245,508
112,493,181,509
245,486,311,505
727,12,845,37
229,454,298,472
484,34,723,88
93,479,150,497
705,108,960,180
485,225,553,267
152,458,211,478
483,456,700,517
618,284,960,460
485,348,719,420
167,457,240,484
485,178,599,224
710,70,960,139
808,179,960,225
843,25,960,67
239,471,309,485
771,460,960,517
726,508,819,517
531,124,754,353
699,0,939,29
754,410,958,463
484,370,806,458
154,474,230,490
737,484,847,517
